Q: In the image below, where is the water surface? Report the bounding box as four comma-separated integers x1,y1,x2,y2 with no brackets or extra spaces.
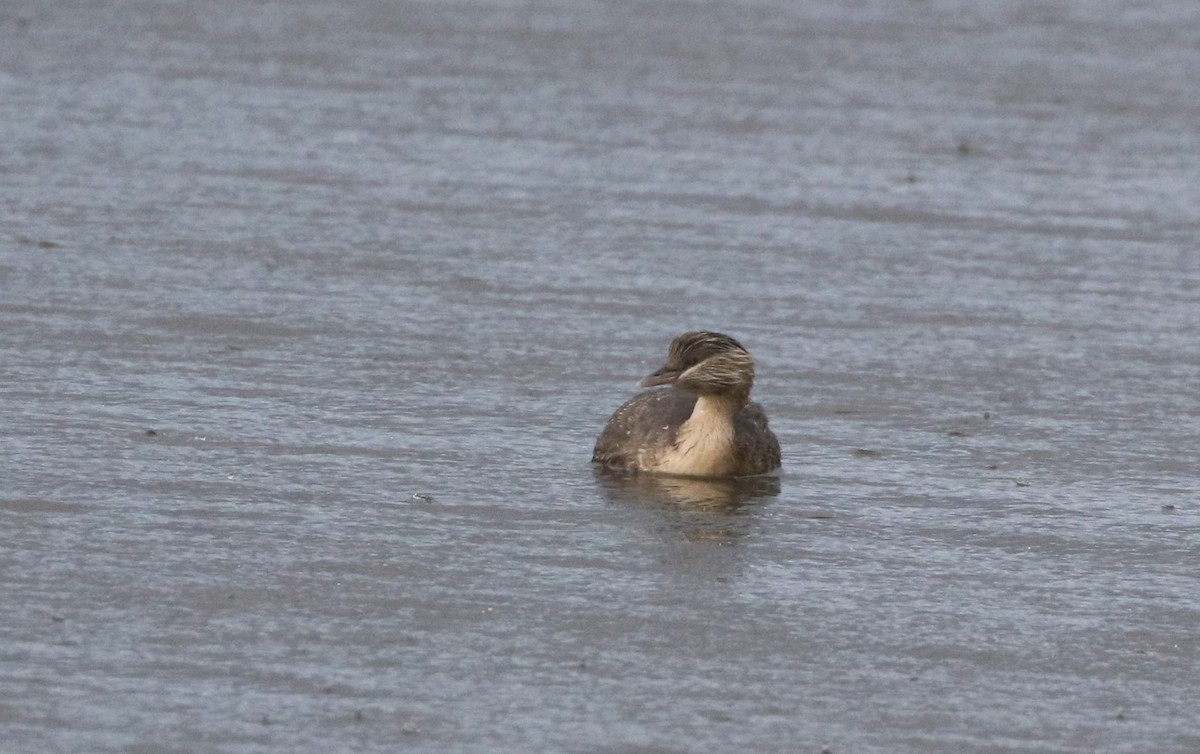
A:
2,1,1199,752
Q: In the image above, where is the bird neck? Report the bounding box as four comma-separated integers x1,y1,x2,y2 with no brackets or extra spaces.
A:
653,393,741,477
690,392,744,420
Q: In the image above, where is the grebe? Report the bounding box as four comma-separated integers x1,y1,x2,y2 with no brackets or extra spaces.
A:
592,331,781,477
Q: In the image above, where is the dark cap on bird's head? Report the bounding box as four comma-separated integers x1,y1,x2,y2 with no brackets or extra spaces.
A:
640,331,755,398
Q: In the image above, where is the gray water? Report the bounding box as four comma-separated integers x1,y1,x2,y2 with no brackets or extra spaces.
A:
3,1,1199,752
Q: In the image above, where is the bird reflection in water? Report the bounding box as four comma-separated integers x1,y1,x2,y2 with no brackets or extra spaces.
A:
592,467,781,543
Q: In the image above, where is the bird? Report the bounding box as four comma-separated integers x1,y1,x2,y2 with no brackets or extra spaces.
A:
592,331,781,477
